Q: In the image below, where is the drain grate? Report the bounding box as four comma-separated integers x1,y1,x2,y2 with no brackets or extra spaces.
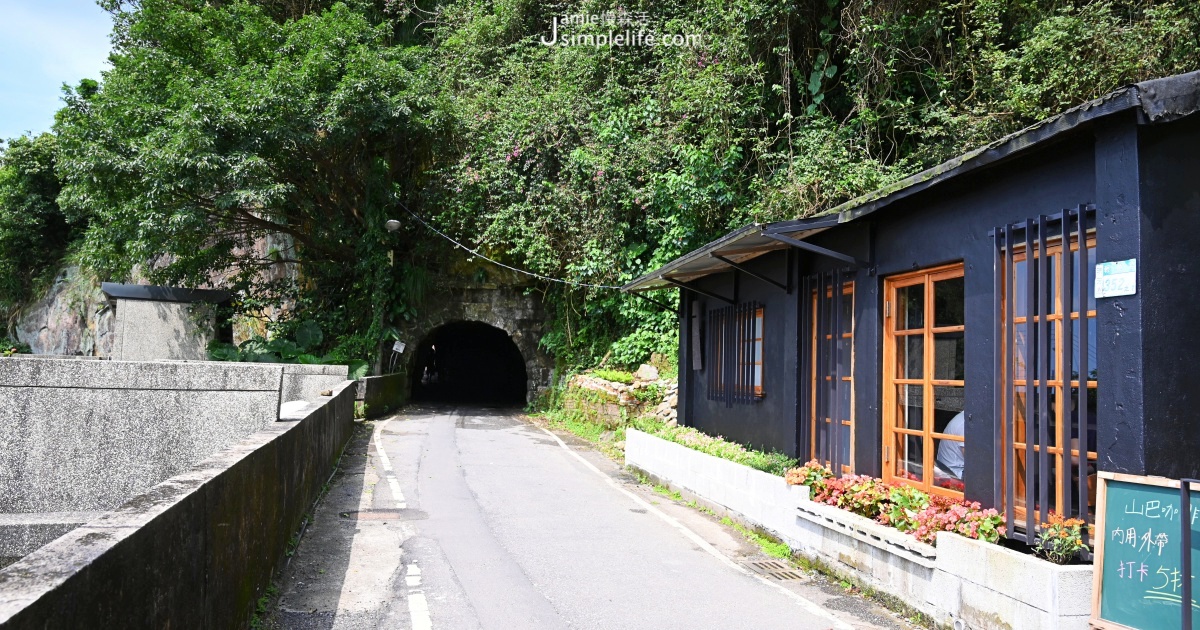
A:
744,560,804,580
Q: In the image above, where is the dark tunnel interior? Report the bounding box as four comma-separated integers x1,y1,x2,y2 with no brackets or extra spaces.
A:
411,321,528,405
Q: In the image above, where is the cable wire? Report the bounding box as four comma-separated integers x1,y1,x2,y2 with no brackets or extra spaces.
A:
398,204,627,290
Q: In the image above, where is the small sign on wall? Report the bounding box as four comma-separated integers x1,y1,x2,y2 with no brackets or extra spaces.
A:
1096,258,1137,298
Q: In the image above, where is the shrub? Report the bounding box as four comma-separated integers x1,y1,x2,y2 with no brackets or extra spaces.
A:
1033,513,1089,564
912,497,1005,545
880,485,930,532
0,336,31,357
837,476,892,519
785,460,833,491
590,368,635,385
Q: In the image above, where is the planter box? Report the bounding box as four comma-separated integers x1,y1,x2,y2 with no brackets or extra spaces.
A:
624,429,1093,629
931,532,1093,630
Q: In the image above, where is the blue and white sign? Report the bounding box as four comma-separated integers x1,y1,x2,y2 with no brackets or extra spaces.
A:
1095,258,1137,298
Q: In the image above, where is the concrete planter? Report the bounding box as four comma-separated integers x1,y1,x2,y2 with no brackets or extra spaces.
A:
930,532,1093,629
624,428,1093,629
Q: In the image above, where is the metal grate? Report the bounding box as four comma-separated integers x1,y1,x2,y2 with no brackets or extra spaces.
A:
744,560,804,580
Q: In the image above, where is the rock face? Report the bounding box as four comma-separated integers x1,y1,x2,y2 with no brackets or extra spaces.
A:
14,267,115,357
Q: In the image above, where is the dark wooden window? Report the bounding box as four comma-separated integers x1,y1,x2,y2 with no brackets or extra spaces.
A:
706,302,764,406
995,207,1097,545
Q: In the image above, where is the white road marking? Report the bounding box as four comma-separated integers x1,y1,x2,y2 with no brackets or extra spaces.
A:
372,419,407,509
407,563,433,630
538,426,853,630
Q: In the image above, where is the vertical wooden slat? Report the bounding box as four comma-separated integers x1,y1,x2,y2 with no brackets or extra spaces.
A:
1024,218,1037,539
1005,225,1016,535
799,276,811,458
1037,215,1051,528
994,227,1005,511
1077,205,1091,545
831,270,842,473
1059,211,1074,518
815,274,826,463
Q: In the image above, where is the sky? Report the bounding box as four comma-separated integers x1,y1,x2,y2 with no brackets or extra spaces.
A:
0,0,113,141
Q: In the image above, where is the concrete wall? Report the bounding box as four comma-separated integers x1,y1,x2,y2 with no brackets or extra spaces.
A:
0,380,356,629
280,363,349,403
110,299,215,361
625,429,1093,629
356,372,407,418
0,357,287,516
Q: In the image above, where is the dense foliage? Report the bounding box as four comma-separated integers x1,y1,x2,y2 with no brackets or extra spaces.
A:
0,133,84,319
4,0,1199,368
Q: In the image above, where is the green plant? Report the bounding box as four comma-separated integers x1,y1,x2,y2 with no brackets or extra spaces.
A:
0,336,30,357
881,485,930,533
1033,513,1089,564
591,369,635,385
207,320,370,380
630,382,664,403
354,402,368,420
785,460,834,491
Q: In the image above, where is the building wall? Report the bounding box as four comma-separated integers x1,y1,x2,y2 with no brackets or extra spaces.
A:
110,298,216,361
1130,113,1200,480
684,249,801,456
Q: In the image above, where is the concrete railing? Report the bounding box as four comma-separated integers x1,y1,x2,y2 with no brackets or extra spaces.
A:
0,380,356,628
625,428,1093,629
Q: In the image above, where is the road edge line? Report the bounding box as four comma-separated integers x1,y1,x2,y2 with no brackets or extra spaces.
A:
537,425,852,630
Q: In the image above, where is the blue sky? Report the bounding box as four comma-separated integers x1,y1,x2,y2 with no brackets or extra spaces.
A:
0,0,113,141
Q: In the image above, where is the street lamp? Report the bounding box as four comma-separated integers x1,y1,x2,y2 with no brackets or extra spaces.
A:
384,219,401,232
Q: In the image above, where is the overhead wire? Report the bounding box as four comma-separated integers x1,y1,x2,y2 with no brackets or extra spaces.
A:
396,204,627,290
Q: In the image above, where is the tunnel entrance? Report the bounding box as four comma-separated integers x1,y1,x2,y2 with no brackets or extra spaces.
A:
411,321,528,405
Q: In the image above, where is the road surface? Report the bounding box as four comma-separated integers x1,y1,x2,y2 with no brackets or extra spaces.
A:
266,406,908,630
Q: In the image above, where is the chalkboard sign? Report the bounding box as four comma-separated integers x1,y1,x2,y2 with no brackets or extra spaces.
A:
1092,473,1200,630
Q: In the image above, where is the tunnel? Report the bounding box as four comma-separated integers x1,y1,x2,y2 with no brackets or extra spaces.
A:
410,321,529,405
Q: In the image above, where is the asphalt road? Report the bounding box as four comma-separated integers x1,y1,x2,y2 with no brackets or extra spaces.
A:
267,406,908,630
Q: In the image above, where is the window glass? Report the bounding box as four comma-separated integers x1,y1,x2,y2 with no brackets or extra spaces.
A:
933,332,965,381
897,335,923,379
934,277,965,327
896,284,924,330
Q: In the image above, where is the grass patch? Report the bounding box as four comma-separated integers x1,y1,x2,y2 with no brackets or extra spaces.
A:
720,516,792,560
249,584,280,629
653,484,682,501
627,416,796,476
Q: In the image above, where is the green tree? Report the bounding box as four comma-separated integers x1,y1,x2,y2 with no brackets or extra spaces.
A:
56,0,439,360
0,132,83,317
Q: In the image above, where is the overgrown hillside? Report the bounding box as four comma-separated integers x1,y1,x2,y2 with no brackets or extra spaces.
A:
2,0,1198,369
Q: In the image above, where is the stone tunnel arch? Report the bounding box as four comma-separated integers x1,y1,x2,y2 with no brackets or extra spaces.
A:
410,321,528,405
395,283,553,405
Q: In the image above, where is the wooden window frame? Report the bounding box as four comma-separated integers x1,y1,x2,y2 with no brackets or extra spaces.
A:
1003,233,1098,524
882,263,966,498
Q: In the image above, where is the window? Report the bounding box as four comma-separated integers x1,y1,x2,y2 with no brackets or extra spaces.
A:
996,210,1097,540
809,281,854,473
883,264,966,497
706,302,764,405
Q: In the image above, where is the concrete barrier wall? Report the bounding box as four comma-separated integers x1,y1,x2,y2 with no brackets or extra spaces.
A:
281,363,349,403
356,372,407,418
0,380,356,629
0,357,287,516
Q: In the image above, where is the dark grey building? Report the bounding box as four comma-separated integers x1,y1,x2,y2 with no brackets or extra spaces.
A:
623,70,1200,542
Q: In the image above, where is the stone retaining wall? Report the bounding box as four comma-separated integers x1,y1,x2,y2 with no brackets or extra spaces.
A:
0,380,356,628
